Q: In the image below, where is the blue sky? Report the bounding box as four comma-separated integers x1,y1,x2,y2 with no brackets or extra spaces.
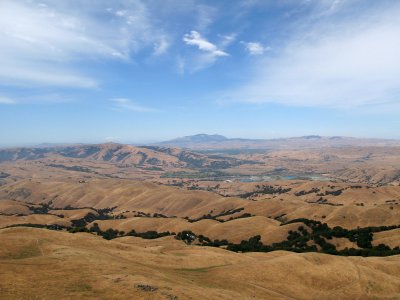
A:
1,0,400,146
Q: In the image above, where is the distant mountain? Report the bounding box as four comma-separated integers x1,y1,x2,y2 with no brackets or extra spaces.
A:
161,134,228,144
156,134,400,150
157,134,260,149
299,135,322,140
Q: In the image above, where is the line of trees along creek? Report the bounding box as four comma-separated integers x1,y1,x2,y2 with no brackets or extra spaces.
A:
7,218,400,257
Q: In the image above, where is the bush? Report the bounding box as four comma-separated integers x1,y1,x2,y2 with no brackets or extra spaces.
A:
175,231,196,244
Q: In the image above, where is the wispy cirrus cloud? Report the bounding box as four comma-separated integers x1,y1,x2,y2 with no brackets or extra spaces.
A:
0,0,169,89
153,37,170,56
220,2,400,111
111,98,157,113
0,96,16,105
241,41,270,55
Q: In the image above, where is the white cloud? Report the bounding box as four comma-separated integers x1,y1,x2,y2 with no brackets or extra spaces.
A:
111,98,156,113
153,37,170,56
0,0,169,88
0,63,97,89
183,31,228,57
193,4,217,31
182,30,230,71
241,41,270,55
0,96,15,104
221,5,400,110
115,10,127,17
220,33,237,48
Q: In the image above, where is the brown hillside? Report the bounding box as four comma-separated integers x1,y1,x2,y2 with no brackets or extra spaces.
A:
1,227,400,299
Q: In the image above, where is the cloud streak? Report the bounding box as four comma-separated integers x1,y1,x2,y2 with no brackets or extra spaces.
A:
241,41,270,55
182,30,231,71
183,31,228,57
0,96,15,104
220,3,400,111
0,0,169,89
111,98,157,113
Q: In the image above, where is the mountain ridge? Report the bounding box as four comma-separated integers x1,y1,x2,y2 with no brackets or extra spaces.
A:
156,134,400,150
0,142,246,170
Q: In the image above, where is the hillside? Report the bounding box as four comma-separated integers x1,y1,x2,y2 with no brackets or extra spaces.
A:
2,142,400,185
1,227,400,299
1,178,400,250
0,143,246,170
1,142,400,299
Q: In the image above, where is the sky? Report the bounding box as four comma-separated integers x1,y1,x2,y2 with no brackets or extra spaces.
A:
1,0,400,146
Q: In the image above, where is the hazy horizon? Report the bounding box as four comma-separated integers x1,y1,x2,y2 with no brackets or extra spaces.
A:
2,132,400,149
1,0,400,145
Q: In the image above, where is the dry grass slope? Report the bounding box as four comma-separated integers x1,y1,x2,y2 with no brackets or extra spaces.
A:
1,227,400,299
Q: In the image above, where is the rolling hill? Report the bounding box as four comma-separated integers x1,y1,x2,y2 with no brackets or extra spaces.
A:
1,227,400,299
1,141,400,299
0,143,246,169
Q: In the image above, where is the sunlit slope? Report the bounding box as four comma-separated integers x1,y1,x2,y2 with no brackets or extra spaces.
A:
0,143,245,169
1,227,400,299
0,179,245,217
89,216,302,244
1,179,399,229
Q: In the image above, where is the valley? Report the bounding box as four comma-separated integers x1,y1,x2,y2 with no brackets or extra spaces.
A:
1,137,400,299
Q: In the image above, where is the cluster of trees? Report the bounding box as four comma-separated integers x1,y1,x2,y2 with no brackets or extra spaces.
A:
166,180,185,187
130,211,175,218
9,222,175,242
284,219,400,244
7,223,66,230
28,200,56,214
152,213,168,218
28,204,51,214
185,207,246,223
226,213,253,221
309,197,344,206
70,209,120,227
9,217,400,257
175,230,228,247
71,213,105,227
28,201,120,225
0,172,10,179
224,234,400,257
317,189,344,196
173,221,400,257
47,164,93,173
175,230,196,244
126,229,173,239
239,185,292,198
87,223,174,240
294,188,320,196
96,207,117,214
276,219,400,256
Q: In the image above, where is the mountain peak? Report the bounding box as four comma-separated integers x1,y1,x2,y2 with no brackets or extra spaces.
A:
299,135,322,139
190,134,228,141
167,134,228,143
